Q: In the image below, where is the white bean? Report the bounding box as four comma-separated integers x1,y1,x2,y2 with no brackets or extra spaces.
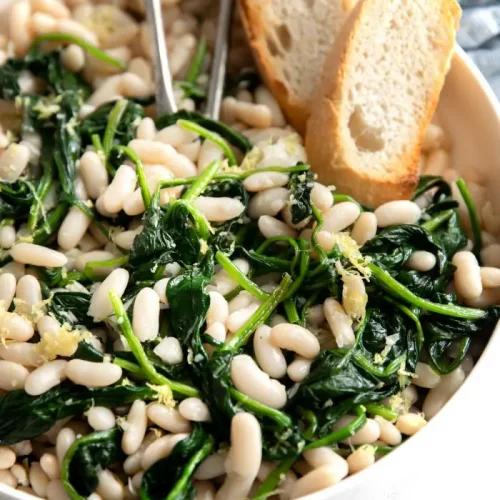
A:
46,479,70,500
423,367,465,419
333,416,380,445
155,124,198,148
0,360,29,390
322,202,361,233
30,462,50,498
452,251,482,300
306,304,325,327
253,325,287,379
95,470,123,500
141,433,188,470
425,149,450,176
233,101,272,129
10,462,29,485
373,416,402,446
214,475,254,500
193,196,245,222
102,164,137,214
0,273,16,309
255,86,286,127
248,188,289,219
323,298,355,348
15,275,41,307
56,18,97,45
61,44,85,73
153,337,184,365
206,291,229,328
133,287,160,342
311,183,334,213
0,446,15,470
258,215,297,238
341,274,367,320
0,341,42,368
88,268,129,321
79,151,109,200
422,123,446,152
75,251,117,277
58,206,92,250
481,244,500,268
120,72,151,98
178,140,201,163
303,448,348,477
65,359,122,388
87,407,116,431
209,259,249,295
9,1,32,56
226,303,260,334
194,480,216,500
137,117,157,141
270,323,320,359
122,400,148,455
56,428,76,464
40,454,60,480
11,243,67,268
350,212,377,246
194,452,227,480
243,172,289,192
231,354,287,409
374,201,422,227
228,291,257,314
413,362,441,389
25,360,67,396
406,251,437,272
32,0,70,18
0,226,16,249
480,267,500,288
31,12,57,36
290,465,344,499
179,398,211,422
147,404,192,433
0,312,34,341
0,469,16,488
198,140,224,172
287,356,312,382
228,413,262,477
347,446,375,474
395,413,427,436
154,278,170,307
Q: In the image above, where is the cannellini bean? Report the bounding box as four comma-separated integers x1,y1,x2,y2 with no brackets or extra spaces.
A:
311,183,334,213
226,303,260,333
0,226,16,249
306,304,325,327
323,298,355,348
406,251,437,272
56,18,97,45
0,313,34,341
480,267,500,288
422,123,446,152
31,12,57,35
10,462,29,484
287,356,312,382
122,400,148,455
467,288,500,309
270,323,320,359
207,291,229,328
114,229,138,250
452,251,482,300
79,151,109,200
258,215,297,238
65,360,122,388
373,416,402,446
198,140,224,172
205,322,226,344
9,1,33,55
193,196,245,222
423,367,465,419
215,475,254,500
248,188,289,218
46,479,70,500
302,448,348,478
347,446,375,474
228,290,256,314
350,212,377,246
243,171,289,193
155,124,199,148
374,201,422,227
147,404,192,433
194,452,227,480
179,398,211,422
137,117,156,141
290,465,344,499
154,278,170,307
253,325,287,378
95,470,123,500
322,202,361,233
0,446,15,470
120,73,150,99
0,469,17,488
341,274,367,320
86,75,123,108
75,251,117,277
153,337,183,365
0,274,16,309
87,407,116,431
30,462,50,498
426,149,450,177
56,428,75,464
133,287,160,342
333,416,380,445
396,413,427,436
11,243,67,268
32,0,70,18
0,361,29,391
0,143,30,182
141,433,188,471
413,362,441,389
102,164,137,214
0,262,25,281
233,101,272,129
227,413,262,477
209,259,249,295
231,354,287,409
57,206,92,250
481,244,500,268
178,140,201,163
16,274,42,306
129,139,197,177
61,44,85,73
25,360,67,396
88,268,129,321
0,341,42,367
255,86,286,127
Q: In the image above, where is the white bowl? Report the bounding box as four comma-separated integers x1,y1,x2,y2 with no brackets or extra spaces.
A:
0,1,499,496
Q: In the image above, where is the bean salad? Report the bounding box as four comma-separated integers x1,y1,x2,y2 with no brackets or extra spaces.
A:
0,1,499,500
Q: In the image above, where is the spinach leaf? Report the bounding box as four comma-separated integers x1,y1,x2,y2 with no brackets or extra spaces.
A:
0,180,35,219
48,291,93,328
61,427,125,498
288,169,314,224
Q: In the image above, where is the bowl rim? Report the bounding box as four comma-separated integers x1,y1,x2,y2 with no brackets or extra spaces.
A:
1,47,500,500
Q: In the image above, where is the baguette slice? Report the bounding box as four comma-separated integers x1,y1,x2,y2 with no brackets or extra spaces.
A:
305,0,461,208
238,0,357,134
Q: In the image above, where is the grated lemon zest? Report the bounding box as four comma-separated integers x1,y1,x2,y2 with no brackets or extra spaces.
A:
13,297,51,324
148,384,175,409
37,323,89,361
333,233,371,280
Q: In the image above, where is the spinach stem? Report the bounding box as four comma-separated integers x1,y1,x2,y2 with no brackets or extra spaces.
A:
252,456,298,500
174,200,212,240
114,145,151,210
91,134,104,154
222,273,293,353
113,357,143,376
177,119,237,165
185,37,207,84
353,352,406,378
230,388,292,427
369,263,486,319
108,291,199,397
33,33,127,70
456,178,483,262
364,402,398,421
216,251,269,301
298,408,318,440
83,256,129,281
182,160,221,201
420,209,454,232
103,100,128,155
304,406,367,450
27,166,53,231
284,299,300,324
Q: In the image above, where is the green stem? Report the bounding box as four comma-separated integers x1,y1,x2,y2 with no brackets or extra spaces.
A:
91,134,104,155
354,352,406,378
84,256,129,281
177,119,237,165
284,299,300,324
334,194,362,208
103,100,128,155
113,357,143,376
33,33,127,70
364,403,398,421
221,274,293,353
114,145,151,210
304,406,367,450
173,200,212,240
420,209,454,232
230,388,292,427
252,456,298,500
27,167,53,231
185,37,207,84
456,178,483,262
108,291,198,397
283,238,310,300
369,263,485,319
216,251,269,301
182,160,221,201
298,408,318,440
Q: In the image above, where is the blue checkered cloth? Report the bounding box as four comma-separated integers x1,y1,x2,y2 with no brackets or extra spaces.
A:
458,0,500,97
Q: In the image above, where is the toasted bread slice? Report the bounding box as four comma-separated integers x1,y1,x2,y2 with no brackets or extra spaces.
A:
238,0,357,134
305,0,461,208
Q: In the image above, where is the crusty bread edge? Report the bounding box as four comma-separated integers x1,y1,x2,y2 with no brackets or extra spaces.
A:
238,0,358,134
305,0,462,207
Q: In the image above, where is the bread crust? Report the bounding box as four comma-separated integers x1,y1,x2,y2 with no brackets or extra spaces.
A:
305,0,461,207
238,0,357,134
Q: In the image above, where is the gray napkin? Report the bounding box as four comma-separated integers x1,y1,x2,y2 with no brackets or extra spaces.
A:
458,1,500,97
